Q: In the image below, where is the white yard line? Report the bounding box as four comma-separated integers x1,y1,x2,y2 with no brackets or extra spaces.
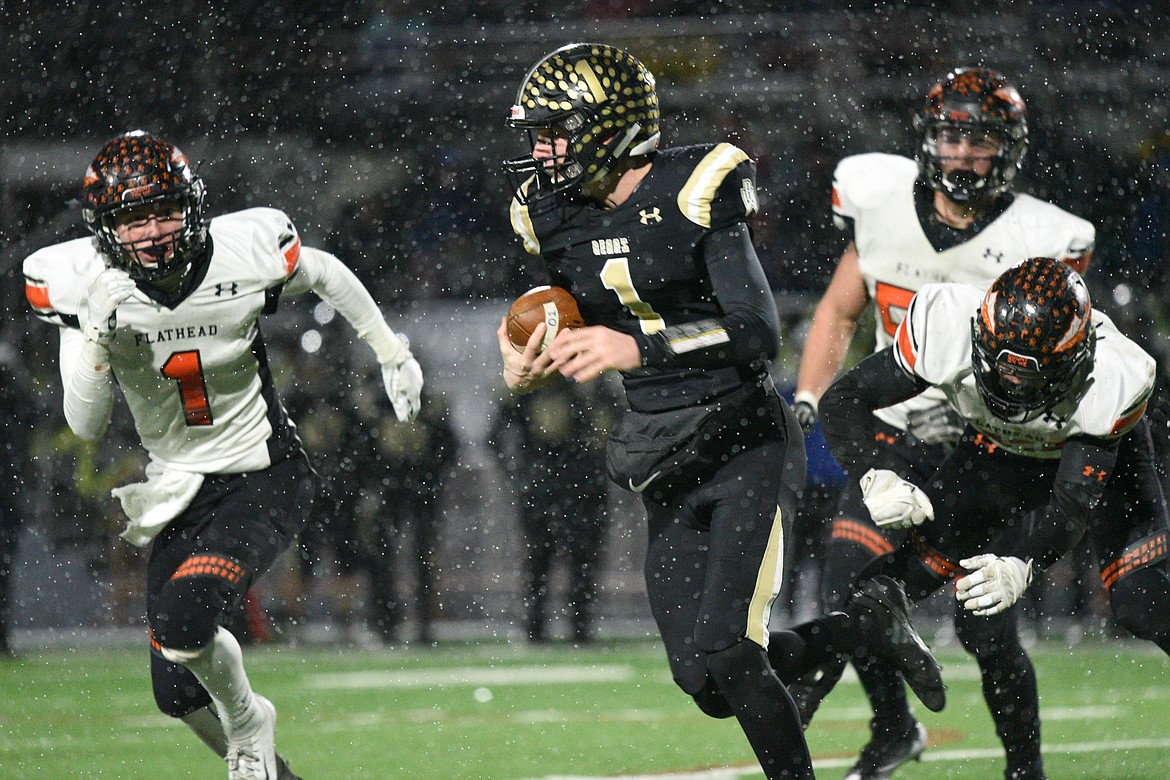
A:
523,738,1170,779
304,663,636,689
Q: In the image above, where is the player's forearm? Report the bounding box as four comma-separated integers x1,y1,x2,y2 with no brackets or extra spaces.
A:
796,313,856,400
636,225,779,369
297,247,410,366
62,335,114,441
820,348,925,474
1010,437,1119,570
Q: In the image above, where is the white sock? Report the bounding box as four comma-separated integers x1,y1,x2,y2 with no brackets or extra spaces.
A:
170,627,260,735
181,704,227,757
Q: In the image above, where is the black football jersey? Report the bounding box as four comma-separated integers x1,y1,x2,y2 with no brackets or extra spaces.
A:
510,143,774,413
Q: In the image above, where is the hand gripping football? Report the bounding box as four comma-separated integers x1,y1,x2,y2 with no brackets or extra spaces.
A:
506,285,584,352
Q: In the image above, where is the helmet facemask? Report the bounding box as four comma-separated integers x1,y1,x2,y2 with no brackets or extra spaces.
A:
971,318,1095,423
970,257,1096,424
82,130,209,289
915,67,1028,205
921,120,1022,204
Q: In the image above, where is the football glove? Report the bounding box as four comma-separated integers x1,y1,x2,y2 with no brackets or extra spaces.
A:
792,392,819,435
906,403,966,447
84,268,136,345
382,352,424,423
860,468,934,529
956,554,1033,616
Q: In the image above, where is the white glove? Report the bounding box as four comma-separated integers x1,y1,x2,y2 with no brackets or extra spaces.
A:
860,468,935,529
905,403,966,447
956,554,1034,616
382,355,423,422
84,268,136,345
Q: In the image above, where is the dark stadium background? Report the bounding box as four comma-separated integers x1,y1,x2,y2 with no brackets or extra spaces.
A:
2,1,1169,649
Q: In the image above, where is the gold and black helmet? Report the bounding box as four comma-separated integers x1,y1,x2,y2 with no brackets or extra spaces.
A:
503,43,660,203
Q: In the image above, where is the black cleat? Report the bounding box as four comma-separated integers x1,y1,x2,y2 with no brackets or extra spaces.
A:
276,753,303,780
786,656,847,729
843,721,927,780
849,575,946,713
1005,765,1047,780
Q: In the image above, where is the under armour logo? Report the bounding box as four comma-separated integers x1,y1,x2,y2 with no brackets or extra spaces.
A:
215,282,239,297
639,208,662,225
984,248,1005,264
1082,465,1107,482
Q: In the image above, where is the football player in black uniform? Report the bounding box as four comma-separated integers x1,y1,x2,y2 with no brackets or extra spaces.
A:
496,43,945,779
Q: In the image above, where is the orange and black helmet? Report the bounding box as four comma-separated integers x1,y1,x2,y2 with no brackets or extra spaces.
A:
915,67,1028,204
972,257,1095,422
81,130,207,283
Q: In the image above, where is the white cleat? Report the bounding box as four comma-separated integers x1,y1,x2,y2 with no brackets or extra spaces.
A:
226,695,278,780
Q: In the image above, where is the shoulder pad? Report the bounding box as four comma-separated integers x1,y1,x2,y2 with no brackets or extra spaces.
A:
676,143,757,229
1080,314,1156,438
1005,195,1096,269
833,154,918,222
893,282,982,383
211,208,302,281
22,237,105,328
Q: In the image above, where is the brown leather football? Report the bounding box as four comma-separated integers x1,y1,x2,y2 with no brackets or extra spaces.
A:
506,285,585,352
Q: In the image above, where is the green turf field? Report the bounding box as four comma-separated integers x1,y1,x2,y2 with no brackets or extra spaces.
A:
0,638,1166,779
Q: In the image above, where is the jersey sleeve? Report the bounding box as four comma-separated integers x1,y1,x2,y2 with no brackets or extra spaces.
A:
676,143,758,230
891,283,982,386
1077,314,1156,439
228,207,304,287
831,153,918,235
22,238,105,330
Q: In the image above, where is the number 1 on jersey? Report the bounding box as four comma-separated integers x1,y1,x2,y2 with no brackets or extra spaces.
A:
161,350,213,426
601,258,665,334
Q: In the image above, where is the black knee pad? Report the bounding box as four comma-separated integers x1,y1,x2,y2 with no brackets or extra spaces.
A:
691,677,735,719
150,575,239,651
150,648,213,718
953,604,1019,661
706,638,771,692
1109,567,1170,643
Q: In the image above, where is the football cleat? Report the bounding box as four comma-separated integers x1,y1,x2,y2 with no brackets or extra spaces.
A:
1005,764,1048,780
786,656,847,729
843,720,927,780
226,694,278,780
849,576,946,713
275,752,302,780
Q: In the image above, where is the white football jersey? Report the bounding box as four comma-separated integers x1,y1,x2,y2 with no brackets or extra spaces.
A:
832,153,1096,432
24,208,304,474
892,283,1154,458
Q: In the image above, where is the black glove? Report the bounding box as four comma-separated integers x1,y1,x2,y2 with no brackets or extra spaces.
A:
792,396,818,434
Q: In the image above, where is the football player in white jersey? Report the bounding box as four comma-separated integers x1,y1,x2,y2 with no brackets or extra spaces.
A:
816,258,1170,780
22,131,424,780
788,68,1095,780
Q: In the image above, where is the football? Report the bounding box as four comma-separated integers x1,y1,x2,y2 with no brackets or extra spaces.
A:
506,285,585,352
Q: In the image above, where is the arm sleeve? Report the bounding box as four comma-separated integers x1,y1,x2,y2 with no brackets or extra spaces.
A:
634,224,780,369
1010,435,1120,571
284,246,410,367
819,347,929,475
60,327,115,441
